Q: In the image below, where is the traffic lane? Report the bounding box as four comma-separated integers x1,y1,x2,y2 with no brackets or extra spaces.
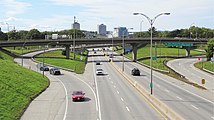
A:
112,55,214,120
94,55,165,120
167,58,214,90
54,70,97,120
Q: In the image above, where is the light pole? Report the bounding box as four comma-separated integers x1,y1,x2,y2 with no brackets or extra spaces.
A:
189,23,194,39
21,41,27,66
133,12,170,95
140,20,143,37
42,42,59,77
122,28,133,72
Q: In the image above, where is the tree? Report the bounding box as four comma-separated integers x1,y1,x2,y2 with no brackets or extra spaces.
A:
7,30,18,41
148,27,158,37
205,38,214,61
0,31,8,41
26,29,43,40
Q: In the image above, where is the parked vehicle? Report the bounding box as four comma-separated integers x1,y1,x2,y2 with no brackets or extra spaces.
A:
50,67,61,75
72,90,85,101
131,68,140,76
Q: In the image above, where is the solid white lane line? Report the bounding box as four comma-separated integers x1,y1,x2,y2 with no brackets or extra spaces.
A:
54,77,68,120
164,89,170,93
126,106,130,112
191,105,199,110
176,96,183,100
121,98,124,101
117,91,120,94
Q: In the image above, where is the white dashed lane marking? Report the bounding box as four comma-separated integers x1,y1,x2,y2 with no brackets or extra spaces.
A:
191,105,199,110
126,106,130,112
164,89,170,93
176,96,183,100
121,98,124,101
117,91,119,94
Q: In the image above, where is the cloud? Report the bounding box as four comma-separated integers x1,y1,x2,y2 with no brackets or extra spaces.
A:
1,0,31,16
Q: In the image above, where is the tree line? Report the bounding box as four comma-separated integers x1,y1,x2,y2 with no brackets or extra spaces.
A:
133,26,214,39
0,29,85,41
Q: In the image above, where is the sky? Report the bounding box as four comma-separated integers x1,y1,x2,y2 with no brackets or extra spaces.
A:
0,0,213,32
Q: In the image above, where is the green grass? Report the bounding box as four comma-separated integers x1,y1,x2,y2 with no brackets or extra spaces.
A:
194,61,214,72
0,51,49,120
122,46,205,71
4,46,41,55
36,50,88,74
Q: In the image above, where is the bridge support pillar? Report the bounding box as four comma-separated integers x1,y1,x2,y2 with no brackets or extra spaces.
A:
184,46,191,57
65,45,70,59
131,43,138,61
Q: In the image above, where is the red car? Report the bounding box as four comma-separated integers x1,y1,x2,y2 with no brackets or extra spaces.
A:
72,91,85,101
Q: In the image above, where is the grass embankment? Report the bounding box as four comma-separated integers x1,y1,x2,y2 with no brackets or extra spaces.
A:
0,51,49,120
4,46,41,55
194,61,214,72
123,45,205,71
35,50,88,74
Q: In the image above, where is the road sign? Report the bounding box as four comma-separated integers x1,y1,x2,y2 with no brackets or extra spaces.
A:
198,58,200,60
150,82,153,88
201,79,205,84
164,42,193,47
152,57,157,60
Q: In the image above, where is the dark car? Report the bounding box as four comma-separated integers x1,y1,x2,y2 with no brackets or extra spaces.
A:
40,66,49,71
96,62,101,65
50,67,61,75
131,68,140,76
72,90,85,101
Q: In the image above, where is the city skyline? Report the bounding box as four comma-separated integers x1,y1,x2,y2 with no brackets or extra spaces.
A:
0,0,213,32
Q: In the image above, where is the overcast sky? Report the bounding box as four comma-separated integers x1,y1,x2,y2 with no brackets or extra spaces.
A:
0,0,213,32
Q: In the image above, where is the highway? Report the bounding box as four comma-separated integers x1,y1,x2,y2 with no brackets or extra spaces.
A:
107,50,214,120
15,49,166,120
167,58,214,92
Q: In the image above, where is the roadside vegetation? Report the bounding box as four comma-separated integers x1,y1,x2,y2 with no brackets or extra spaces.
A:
35,49,88,74
118,45,206,71
0,51,49,120
194,61,214,72
4,46,41,56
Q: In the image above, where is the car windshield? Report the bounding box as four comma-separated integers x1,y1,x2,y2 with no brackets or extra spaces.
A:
73,91,83,95
97,69,103,71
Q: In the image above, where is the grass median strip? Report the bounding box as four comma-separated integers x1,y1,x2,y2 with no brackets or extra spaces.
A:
0,51,49,120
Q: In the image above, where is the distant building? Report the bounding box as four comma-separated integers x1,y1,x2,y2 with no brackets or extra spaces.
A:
72,16,80,30
97,24,106,36
113,27,128,37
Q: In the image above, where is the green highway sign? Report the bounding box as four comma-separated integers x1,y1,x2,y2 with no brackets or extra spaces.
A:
164,42,193,47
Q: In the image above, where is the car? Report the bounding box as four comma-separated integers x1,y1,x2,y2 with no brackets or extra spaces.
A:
96,68,104,75
50,67,61,75
72,90,85,101
40,66,49,71
96,62,101,65
109,54,113,58
131,68,140,76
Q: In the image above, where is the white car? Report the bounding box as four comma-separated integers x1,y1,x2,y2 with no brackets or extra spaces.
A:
96,68,104,75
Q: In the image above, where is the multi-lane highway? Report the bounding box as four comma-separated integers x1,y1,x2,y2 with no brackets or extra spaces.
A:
16,49,167,120
107,49,214,120
167,58,214,92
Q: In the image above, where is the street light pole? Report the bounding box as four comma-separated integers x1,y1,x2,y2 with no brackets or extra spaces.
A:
21,41,27,66
122,28,133,72
133,12,170,95
140,20,143,37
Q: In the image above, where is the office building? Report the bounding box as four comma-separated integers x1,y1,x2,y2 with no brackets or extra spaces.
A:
97,24,106,35
113,27,128,37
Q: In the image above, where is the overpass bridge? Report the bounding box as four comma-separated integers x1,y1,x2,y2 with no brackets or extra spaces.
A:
0,37,208,61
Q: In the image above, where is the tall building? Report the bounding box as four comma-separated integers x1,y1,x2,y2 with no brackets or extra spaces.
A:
113,27,128,37
72,16,80,30
97,24,106,36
